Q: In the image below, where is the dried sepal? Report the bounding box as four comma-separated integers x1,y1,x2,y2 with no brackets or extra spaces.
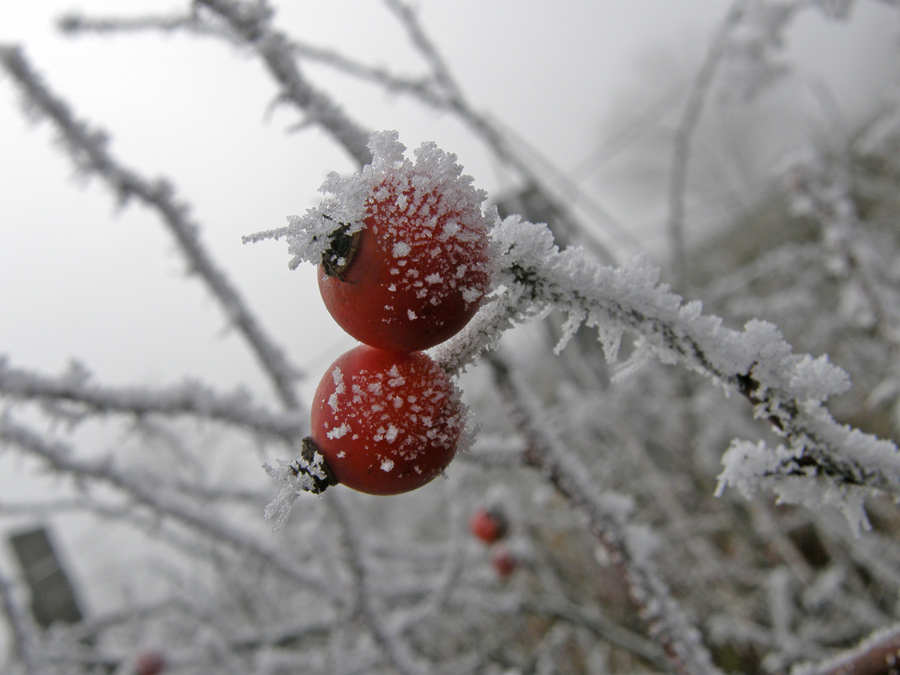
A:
319,215,362,279
289,437,338,495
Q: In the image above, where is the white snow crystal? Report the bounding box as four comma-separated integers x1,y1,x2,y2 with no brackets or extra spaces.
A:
788,353,851,402
327,422,351,439
328,366,345,412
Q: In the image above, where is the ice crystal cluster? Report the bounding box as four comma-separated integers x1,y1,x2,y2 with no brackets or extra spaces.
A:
246,130,496,275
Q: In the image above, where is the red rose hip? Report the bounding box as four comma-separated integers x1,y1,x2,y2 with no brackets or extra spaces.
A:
316,137,493,352
309,345,464,496
470,507,509,544
135,650,166,675
491,544,518,578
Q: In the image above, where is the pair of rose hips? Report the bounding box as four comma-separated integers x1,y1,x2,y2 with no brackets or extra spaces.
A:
470,507,517,577
299,142,493,496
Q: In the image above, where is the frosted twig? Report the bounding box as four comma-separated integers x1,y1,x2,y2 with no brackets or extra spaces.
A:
228,617,335,652
325,492,430,675
383,0,615,263
0,45,301,410
486,350,722,675
0,416,335,600
58,9,201,35
444,582,671,670
0,562,43,674
433,215,900,524
382,0,462,101
286,42,436,102
0,358,305,440
60,7,440,104
194,0,374,167
667,0,750,289
791,623,900,675
513,598,670,671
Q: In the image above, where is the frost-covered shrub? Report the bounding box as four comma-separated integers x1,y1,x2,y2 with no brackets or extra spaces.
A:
2,2,900,675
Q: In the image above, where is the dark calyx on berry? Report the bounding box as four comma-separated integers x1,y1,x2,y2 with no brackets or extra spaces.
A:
320,215,361,279
290,437,338,494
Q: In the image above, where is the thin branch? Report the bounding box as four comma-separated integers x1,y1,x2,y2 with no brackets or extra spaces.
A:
0,357,305,441
486,350,722,675
0,561,43,674
193,0,374,167
58,9,201,35
792,623,900,675
325,492,430,675
432,216,900,517
0,45,302,410
381,0,462,101
59,7,445,106
0,416,335,601
667,0,750,289
383,0,617,264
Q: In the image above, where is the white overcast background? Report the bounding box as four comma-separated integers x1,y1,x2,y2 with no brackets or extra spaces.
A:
0,0,898,618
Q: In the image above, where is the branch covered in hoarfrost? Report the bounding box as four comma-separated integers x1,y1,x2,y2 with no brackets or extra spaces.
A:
487,350,722,675
668,0,751,289
433,214,900,529
0,415,334,600
0,44,301,410
0,357,305,441
325,493,430,675
0,562,43,675
60,7,441,105
58,9,202,35
193,0,374,167
791,623,900,675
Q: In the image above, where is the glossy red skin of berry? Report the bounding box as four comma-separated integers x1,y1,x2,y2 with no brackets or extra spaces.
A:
318,180,491,352
469,508,508,544
310,346,464,496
